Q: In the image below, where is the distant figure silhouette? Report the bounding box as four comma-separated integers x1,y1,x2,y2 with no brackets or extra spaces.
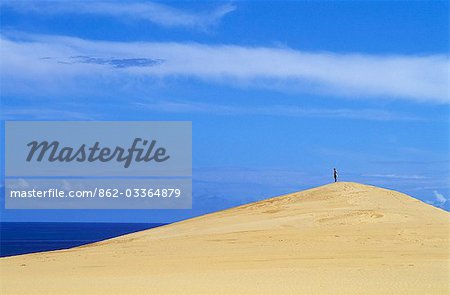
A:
333,168,338,182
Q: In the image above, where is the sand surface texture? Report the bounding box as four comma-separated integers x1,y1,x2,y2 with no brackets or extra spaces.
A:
1,182,449,294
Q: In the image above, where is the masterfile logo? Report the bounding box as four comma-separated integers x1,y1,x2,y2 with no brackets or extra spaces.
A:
26,138,171,168
5,121,191,177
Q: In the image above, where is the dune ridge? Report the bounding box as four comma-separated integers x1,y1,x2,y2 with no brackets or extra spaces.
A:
1,182,449,294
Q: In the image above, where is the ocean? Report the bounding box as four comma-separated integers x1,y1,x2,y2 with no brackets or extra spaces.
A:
0,222,166,257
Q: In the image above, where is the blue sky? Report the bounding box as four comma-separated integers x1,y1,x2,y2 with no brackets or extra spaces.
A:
0,1,449,222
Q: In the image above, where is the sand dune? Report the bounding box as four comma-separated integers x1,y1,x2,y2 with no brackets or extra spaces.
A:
1,182,449,294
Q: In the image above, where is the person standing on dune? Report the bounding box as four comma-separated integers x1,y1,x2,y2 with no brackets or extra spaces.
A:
333,168,338,182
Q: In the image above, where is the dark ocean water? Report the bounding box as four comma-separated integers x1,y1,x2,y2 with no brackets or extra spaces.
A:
0,222,166,257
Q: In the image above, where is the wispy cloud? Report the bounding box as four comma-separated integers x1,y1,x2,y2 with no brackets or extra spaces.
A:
194,167,311,187
362,174,428,180
0,108,98,120
433,190,447,204
426,190,448,208
135,100,421,121
1,1,236,29
59,56,165,68
1,33,448,103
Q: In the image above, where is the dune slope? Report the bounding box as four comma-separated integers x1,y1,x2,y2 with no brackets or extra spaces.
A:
1,182,449,294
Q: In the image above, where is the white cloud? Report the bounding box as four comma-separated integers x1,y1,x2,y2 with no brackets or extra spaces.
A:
433,190,447,204
1,108,97,120
8,178,29,189
1,1,236,29
0,99,420,121
425,190,448,207
1,33,448,103
362,174,427,180
134,100,421,121
194,167,315,188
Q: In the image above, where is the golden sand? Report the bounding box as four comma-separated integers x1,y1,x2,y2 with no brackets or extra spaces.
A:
1,182,449,294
